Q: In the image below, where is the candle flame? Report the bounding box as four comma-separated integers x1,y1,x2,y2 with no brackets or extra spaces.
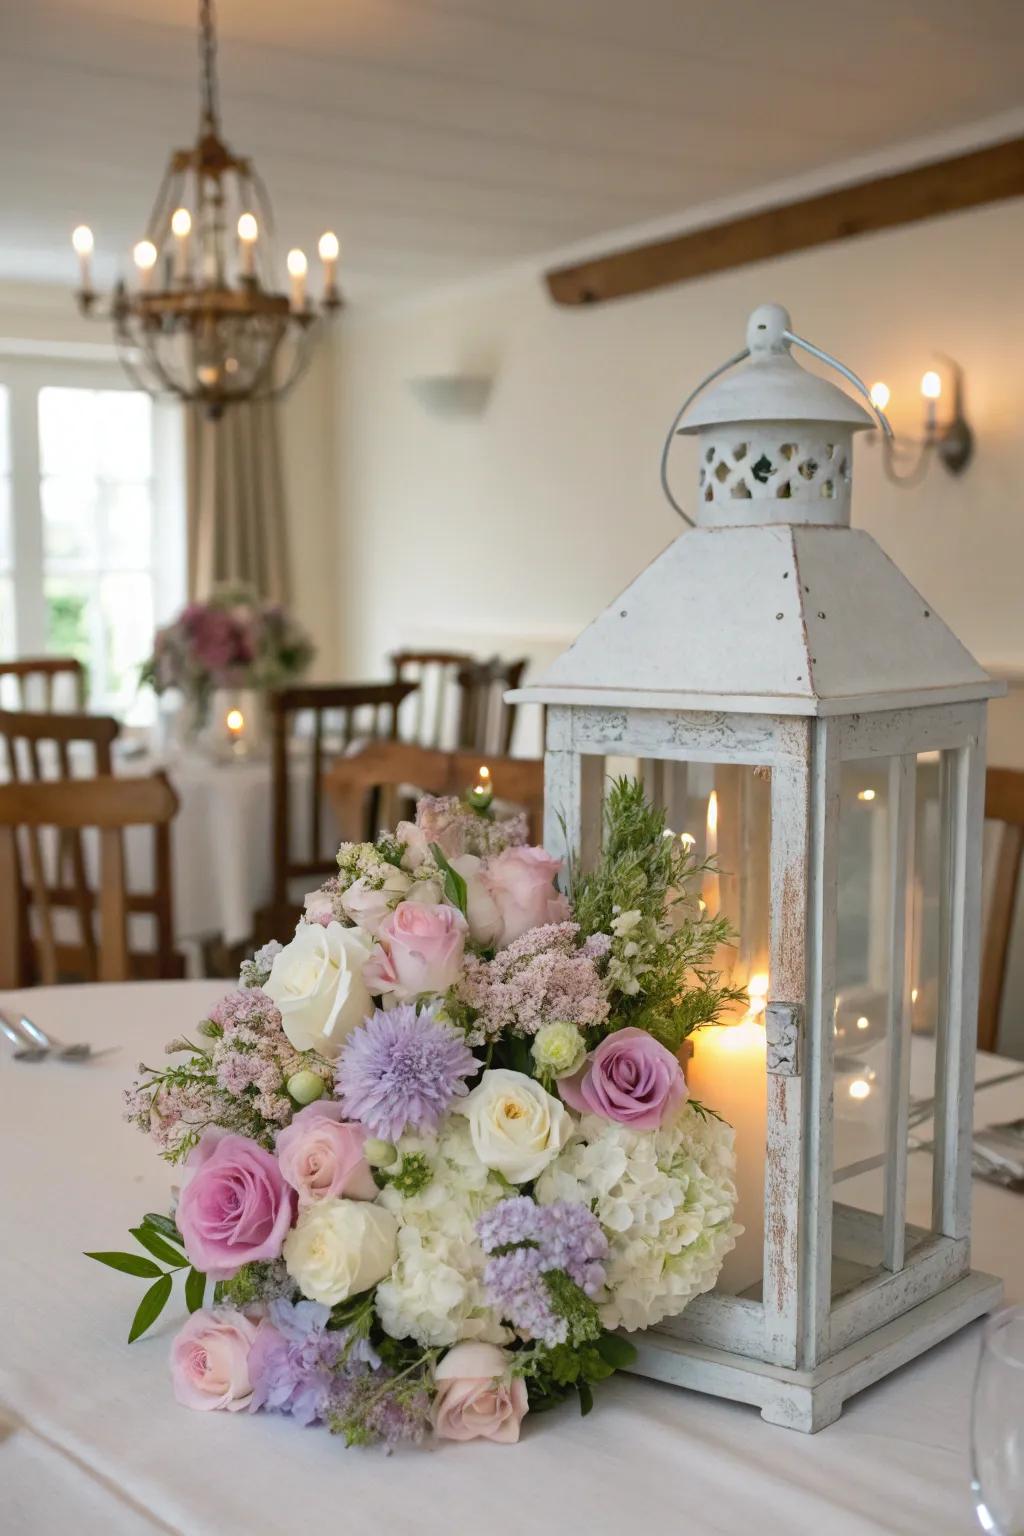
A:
478,765,490,784
226,708,244,732
849,1079,871,1100
706,790,718,836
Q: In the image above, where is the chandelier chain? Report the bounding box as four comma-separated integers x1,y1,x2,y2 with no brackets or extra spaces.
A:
199,0,220,131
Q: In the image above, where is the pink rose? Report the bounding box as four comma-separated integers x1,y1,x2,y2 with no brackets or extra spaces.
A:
449,853,502,947
171,1307,259,1412
177,1132,295,1280
559,1027,688,1130
483,845,570,949
275,1102,378,1206
432,1342,529,1444
340,867,413,937
363,900,468,1002
303,888,335,927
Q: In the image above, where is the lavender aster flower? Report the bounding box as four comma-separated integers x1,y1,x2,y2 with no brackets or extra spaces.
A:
336,1005,478,1141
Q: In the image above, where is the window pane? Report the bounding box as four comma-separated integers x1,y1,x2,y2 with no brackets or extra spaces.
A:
44,576,93,673
0,480,11,570
0,575,14,656
0,385,9,477
41,476,99,565
97,392,152,480
39,387,99,477
100,572,153,701
104,483,152,568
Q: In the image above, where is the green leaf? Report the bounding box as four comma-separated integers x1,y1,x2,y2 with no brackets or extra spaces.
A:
84,1251,162,1279
184,1267,207,1314
596,1331,637,1370
130,1226,188,1268
128,1273,173,1343
577,1380,594,1416
142,1213,185,1244
429,843,468,916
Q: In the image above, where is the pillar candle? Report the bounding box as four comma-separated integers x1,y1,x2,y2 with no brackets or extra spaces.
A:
687,1018,767,1297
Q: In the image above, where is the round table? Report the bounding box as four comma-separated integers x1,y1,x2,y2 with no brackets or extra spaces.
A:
2,980,1022,1536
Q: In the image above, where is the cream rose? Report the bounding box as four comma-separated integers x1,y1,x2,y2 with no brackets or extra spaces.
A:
264,921,373,1060
449,853,502,947
283,1197,398,1306
458,1069,573,1184
340,867,412,937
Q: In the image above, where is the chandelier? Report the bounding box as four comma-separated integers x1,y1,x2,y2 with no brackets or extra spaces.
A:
71,0,341,418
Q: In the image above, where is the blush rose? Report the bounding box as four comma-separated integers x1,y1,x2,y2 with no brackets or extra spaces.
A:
482,846,570,949
432,1342,529,1444
170,1307,260,1412
363,900,468,1002
275,1101,378,1207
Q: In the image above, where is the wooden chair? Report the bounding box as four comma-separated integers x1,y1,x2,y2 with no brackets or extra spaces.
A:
390,650,473,749
0,657,85,711
390,650,527,756
0,775,179,987
455,656,527,756
0,709,184,986
259,681,418,938
979,767,1024,1052
324,739,544,846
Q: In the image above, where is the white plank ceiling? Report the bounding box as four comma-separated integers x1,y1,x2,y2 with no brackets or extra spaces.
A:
1,0,1022,302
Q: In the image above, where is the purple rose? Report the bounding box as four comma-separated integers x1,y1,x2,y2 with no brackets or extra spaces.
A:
559,1027,688,1130
177,1132,295,1280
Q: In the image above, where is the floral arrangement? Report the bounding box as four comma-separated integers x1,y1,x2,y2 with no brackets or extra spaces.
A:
90,780,745,1449
141,585,314,710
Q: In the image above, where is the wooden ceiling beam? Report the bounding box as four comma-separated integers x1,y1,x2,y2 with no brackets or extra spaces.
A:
545,135,1024,307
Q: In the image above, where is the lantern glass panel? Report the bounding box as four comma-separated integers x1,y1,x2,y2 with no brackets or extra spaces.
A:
622,757,771,1301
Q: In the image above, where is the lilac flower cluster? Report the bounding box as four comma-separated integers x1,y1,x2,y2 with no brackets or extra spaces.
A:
337,1005,478,1141
457,922,610,1038
476,1197,608,1348
326,1362,433,1449
248,1300,358,1426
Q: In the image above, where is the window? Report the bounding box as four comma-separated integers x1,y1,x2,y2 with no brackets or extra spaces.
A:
0,358,185,718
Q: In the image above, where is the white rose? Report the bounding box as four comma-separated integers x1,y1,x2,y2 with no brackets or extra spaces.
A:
283,1198,398,1306
303,888,335,923
340,867,412,936
458,1069,573,1184
264,920,373,1059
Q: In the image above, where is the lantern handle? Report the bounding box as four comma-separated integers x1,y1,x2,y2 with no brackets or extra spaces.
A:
659,325,893,524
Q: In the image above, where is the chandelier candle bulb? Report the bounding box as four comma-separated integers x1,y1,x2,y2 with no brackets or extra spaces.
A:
318,231,340,298
921,370,942,437
170,208,192,282
71,224,94,291
133,240,158,290
237,213,258,279
287,248,307,311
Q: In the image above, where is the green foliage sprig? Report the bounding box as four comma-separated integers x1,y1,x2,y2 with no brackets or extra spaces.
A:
85,1213,207,1342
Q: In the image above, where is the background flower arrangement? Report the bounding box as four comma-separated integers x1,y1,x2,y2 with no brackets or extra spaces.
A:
91,780,745,1448
140,584,314,726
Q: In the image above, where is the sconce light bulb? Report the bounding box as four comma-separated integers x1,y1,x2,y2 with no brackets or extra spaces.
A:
287,248,308,278
318,230,340,262
171,208,192,238
133,239,158,271
237,213,258,243
72,224,94,255
921,370,942,401
849,1079,871,1101
869,380,890,411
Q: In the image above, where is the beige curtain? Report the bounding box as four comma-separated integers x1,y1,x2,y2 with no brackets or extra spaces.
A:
186,400,291,602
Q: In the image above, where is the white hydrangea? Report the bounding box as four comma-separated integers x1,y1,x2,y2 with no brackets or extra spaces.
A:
535,1106,740,1332
375,1118,509,1348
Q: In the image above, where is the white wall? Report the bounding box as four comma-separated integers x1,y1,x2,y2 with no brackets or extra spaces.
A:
335,196,1024,756
0,280,341,676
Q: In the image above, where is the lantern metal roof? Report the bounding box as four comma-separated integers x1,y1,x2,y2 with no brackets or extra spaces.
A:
511,305,998,718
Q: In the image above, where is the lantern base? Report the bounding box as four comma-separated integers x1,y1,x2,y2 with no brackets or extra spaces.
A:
626,1268,1002,1433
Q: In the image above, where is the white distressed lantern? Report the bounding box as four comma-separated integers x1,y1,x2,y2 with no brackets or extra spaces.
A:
510,304,1004,1431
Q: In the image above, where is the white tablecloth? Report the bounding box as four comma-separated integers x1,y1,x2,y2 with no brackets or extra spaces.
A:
1,980,1022,1536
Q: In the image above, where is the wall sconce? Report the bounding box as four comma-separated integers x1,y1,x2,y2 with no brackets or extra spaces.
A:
867,359,973,487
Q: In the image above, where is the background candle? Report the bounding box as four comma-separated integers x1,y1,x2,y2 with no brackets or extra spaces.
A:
171,207,191,282
287,247,307,310
237,213,258,278
687,1008,767,1297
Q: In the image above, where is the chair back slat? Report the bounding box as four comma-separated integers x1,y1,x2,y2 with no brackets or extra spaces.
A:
979,767,1024,1051
0,657,85,712
261,681,417,938
391,651,472,751
0,774,178,988
455,657,527,757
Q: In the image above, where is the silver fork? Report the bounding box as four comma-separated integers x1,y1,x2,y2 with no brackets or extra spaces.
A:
0,1014,48,1062
6,1013,103,1063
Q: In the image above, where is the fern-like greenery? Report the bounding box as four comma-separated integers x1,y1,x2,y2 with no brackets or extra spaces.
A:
568,778,748,1052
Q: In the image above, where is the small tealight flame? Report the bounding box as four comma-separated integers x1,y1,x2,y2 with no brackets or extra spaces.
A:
849,1079,871,1101
856,1015,870,1031
857,788,876,802
478,765,490,784
226,708,244,733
